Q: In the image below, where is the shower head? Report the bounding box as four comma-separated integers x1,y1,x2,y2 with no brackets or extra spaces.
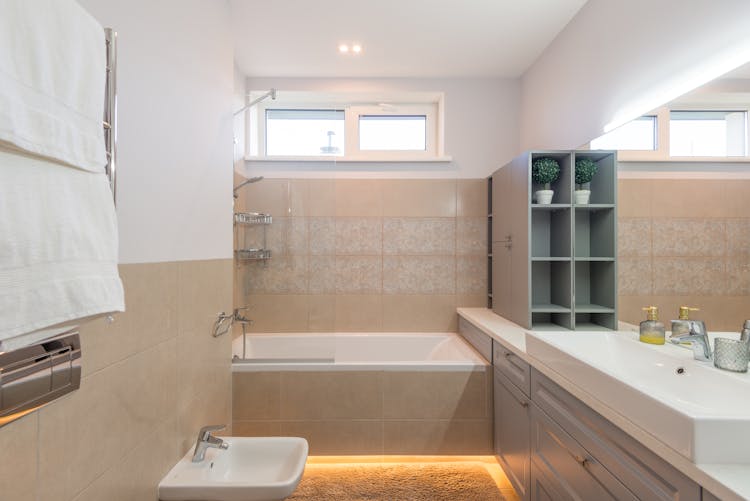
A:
233,176,264,198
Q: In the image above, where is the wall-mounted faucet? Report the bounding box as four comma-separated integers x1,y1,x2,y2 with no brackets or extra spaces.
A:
669,320,712,361
192,424,229,462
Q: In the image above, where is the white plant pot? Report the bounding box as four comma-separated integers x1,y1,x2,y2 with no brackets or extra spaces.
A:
535,190,554,204
575,189,591,205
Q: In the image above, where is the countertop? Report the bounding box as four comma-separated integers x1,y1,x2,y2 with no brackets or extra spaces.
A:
457,307,750,501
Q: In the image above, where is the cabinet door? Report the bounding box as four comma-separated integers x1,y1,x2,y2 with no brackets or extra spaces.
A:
491,166,512,243
494,368,531,500
530,405,637,501
491,241,512,319
531,458,568,501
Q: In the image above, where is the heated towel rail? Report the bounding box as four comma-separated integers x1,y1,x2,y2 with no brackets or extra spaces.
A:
104,28,117,202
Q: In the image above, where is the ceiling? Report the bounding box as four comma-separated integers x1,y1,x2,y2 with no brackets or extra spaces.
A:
230,0,588,79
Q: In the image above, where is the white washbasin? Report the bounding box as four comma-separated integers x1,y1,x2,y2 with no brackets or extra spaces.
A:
525,329,750,464
159,437,308,501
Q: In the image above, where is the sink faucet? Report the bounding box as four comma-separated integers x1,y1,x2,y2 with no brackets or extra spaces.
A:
669,320,712,361
192,424,229,462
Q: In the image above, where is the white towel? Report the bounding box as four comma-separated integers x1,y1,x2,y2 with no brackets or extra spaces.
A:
0,0,107,172
0,147,124,347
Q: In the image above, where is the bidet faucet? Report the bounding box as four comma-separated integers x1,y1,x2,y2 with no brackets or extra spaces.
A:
192,424,229,462
669,320,712,362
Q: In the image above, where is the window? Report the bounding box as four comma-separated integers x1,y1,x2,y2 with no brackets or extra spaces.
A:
266,109,345,156
590,116,656,151
248,91,446,161
669,110,747,157
359,115,426,151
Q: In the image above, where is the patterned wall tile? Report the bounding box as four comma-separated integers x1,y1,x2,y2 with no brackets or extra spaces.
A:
652,219,725,257
652,257,725,296
244,255,308,294
335,218,382,255
383,256,456,294
618,257,652,296
383,218,455,255
309,256,336,294
727,220,750,256
309,217,335,255
456,217,488,256
617,218,651,257
457,256,487,294
335,256,382,294
726,257,750,295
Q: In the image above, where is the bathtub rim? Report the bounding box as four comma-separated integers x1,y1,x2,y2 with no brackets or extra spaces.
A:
231,331,489,372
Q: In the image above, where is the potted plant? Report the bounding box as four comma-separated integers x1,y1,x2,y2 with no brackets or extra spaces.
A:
531,157,560,204
574,157,598,204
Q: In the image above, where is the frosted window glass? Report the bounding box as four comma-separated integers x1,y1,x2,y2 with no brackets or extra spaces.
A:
266,109,344,156
359,115,426,151
590,116,656,151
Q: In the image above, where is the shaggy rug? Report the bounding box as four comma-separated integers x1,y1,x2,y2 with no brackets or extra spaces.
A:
288,462,509,501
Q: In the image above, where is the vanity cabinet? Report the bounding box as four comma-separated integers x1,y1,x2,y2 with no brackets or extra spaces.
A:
494,367,531,500
530,370,701,501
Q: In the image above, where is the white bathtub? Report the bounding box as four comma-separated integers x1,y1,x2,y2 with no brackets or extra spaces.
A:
231,332,487,371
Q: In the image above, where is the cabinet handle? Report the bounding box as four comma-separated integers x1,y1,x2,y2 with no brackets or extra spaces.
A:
504,351,513,358
573,455,589,468
519,400,529,408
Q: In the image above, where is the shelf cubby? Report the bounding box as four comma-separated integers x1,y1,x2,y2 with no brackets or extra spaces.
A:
574,207,615,258
532,260,571,312
574,260,615,311
532,312,573,331
532,207,571,258
574,312,617,331
531,152,572,205
573,151,616,205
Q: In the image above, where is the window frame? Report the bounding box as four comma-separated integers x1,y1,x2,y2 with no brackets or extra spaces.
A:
247,91,448,162
590,105,750,162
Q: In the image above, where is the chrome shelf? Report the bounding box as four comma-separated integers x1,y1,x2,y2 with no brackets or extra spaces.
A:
234,212,272,225
236,248,272,261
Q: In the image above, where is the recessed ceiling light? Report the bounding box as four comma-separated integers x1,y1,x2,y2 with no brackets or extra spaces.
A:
352,44,362,54
338,44,349,54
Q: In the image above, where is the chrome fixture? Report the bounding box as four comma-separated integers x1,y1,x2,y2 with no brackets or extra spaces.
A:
192,424,229,462
233,176,264,199
233,88,277,116
0,330,81,428
104,28,118,203
669,320,712,361
234,307,253,326
212,312,233,338
741,320,750,342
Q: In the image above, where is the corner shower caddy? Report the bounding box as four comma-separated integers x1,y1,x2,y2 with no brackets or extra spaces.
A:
234,211,272,261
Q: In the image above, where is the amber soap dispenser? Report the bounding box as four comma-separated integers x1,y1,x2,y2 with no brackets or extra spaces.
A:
640,306,666,345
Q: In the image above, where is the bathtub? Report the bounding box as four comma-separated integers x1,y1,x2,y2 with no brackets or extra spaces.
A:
231,332,487,371
231,332,493,455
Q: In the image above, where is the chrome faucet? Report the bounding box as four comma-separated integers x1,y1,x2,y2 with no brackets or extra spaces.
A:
192,424,229,462
669,320,712,361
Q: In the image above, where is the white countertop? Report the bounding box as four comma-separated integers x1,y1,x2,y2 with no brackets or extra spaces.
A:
457,307,750,501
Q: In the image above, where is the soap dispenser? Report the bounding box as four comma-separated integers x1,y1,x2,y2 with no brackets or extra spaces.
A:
640,306,665,345
671,306,699,337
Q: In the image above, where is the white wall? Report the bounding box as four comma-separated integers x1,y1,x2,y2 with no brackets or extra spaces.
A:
520,0,750,151
239,77,520,179
78,0,235,264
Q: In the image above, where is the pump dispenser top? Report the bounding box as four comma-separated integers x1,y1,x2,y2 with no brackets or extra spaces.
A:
672,306,699,337
640,306,666,345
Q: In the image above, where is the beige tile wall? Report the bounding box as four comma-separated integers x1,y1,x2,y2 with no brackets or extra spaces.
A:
0,259,233,501
235,179,489,333
618,179,750,330
232,369,493,455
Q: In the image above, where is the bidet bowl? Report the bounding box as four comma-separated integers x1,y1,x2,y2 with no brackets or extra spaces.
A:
158,436,308,501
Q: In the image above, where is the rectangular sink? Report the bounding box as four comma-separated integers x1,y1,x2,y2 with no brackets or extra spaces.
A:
159,436,308,501
525,330,750,464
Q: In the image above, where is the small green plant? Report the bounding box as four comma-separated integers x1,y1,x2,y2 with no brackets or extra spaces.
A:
531,157,560,190
575,158,598,188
